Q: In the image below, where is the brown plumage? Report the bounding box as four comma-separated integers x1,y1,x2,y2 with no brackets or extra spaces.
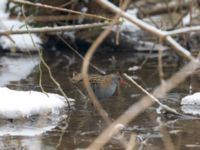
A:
72,73,120,99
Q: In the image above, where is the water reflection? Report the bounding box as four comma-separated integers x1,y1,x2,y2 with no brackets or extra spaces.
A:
0,136,55,150
0,50,200,150
0,114,69,136
0,54,72,150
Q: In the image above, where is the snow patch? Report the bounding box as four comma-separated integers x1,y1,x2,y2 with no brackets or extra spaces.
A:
181,92,200,105
0,20,42,51
181,105,200,116
0,0,42,51
182,13,191,26
114,8,139,33
64,31,75,41
181,93,200,115
0,56,40,86
182,9,199,26
0,87,74,119
0,87,74,136
0,0,7,12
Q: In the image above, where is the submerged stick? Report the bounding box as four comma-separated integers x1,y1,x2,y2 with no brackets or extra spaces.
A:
87,59,200,150
123,73,181,115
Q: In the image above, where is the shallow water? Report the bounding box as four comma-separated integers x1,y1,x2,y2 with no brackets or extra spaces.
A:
0,49,200,150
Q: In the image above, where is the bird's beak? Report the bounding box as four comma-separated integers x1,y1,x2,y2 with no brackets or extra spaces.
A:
119,79,129,87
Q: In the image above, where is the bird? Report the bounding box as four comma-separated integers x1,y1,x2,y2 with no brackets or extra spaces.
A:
72,73,123,99
89,74,120,99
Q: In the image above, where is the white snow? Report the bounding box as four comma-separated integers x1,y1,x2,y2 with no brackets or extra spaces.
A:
0,55,75,136
119,19,139,32
64,31,75,41
181,92,200,105
128,66,141,71
181,105,200,116
182,9,199,26
181,93,200,115
78,7,88,24
0,56,40,86
0,87,74,119
0,0,7,12
113,8,139,33
0,0,42,51
182,13,191,26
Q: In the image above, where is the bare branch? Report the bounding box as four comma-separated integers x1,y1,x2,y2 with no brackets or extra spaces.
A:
123,74,180,115
10,0,111,21
138,0,190,18
0,22,110,35
87,59,200,150
82,0,132,149
96,0,194,61
167,26,200,36
165,36,193,60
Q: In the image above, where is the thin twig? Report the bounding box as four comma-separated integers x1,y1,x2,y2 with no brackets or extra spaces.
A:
57,35,106,75
96,0,194,61
167,26,200,36
157,118,176,150
40,52,71,108
21,6,47,95
0,22,110,35
158,38,165,83
82,0,132,149
10,0,111,21
55,121,69,150
165,36,193,60
82,0,131,126
87,59,200,149
138,0,190,18
123,73,181,115
21,6,72,149
126,133,136,150
17,14,100,22
21,6,71,109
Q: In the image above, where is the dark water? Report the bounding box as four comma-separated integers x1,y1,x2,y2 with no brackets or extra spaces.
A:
1,49,200,150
